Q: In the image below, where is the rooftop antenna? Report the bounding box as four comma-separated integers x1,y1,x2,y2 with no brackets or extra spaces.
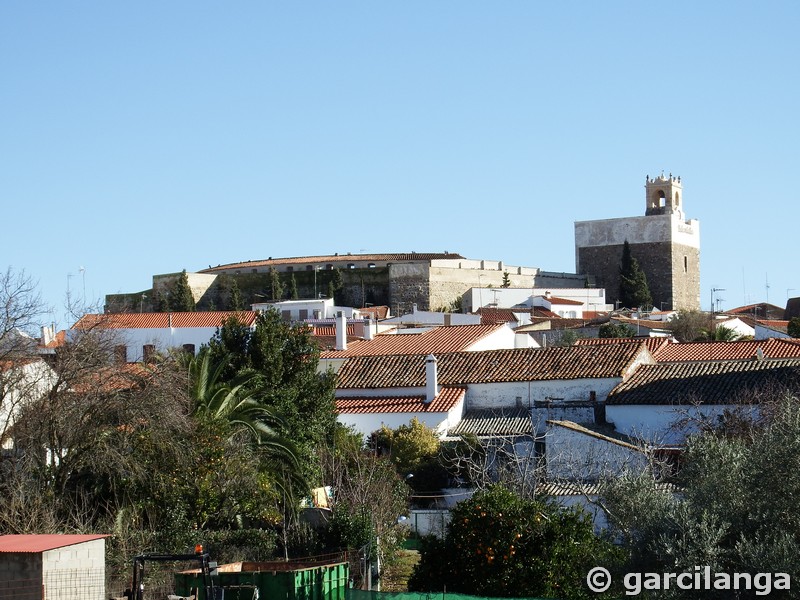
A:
765,273,770,304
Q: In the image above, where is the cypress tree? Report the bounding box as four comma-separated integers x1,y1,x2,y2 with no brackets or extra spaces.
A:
269,268,284,301
289,274,299,300
170,269,196,312
619,241,652,309
229,278,244,311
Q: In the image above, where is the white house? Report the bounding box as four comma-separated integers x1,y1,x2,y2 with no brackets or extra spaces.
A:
0,358,57,450
69,311,259,363
333,342,654,437
462,287,610,314
251,297,365,321
606,358,800,444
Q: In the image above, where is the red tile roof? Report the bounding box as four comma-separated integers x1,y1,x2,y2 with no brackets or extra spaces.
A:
312,325,357,337
358,306,391,320
336,343,650,389
71,363,153,394
0,534,109,553
725,303,785,319
72,311,258,330
202,253,465,272
336,386,466,414
40,330,66,349
652,339,800,363
476,308,520,325
575,336,672,356
607,359,800,405
312,335,364,351
537,296,583,306
320,323,507,359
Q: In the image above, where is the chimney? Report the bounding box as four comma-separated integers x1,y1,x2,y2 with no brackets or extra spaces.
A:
425,354,439,403
41,325,54,346
363,317,374,341
412,303,418,314
335,311,348,351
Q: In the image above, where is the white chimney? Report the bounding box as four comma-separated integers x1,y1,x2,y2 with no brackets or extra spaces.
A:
412,303,418,314
515,331,528,348
335,311,348,351
41,325,54,346
363,318,375,340
425,354,439,403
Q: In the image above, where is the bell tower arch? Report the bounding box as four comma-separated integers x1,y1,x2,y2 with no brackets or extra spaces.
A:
645,172,683,217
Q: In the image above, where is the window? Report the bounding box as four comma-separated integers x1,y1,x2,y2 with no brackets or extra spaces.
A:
306,265,313,271
286,266,294,272
684,256,688,273
281,310,291,322
348,264,355,269
299,309,308,320
143,345,155,363
368,263,376,268
183,344,196,355
326,264,333,270
114,345,127,364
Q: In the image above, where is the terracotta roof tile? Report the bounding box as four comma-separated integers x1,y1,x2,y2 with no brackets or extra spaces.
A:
476,308,520,324
358,305,391,320
0,534,109,553
71,363,153,394
653,339,800,362
202,253,465,272
536,296,583,305
336,343,650,389
40,330,66,349
312,325,357,337
575,337,672,356
320,323,507,359
336,386,465,414
607,359,800,405
449,408,532,437
72,311,258,330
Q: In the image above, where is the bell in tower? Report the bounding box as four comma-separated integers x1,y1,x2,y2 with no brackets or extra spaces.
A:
645,172,683,217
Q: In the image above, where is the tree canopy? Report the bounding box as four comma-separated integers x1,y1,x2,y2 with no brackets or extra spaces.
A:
598,321,637,338
601,390,800,599
409,485,622,599
202,308,338,483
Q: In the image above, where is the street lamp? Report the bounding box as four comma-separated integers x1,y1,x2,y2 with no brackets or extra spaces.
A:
710,287,725,333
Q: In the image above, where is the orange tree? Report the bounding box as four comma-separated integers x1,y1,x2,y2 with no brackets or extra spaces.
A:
409,485,623,599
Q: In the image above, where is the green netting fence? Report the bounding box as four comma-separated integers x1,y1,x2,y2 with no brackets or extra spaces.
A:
346,589,556,600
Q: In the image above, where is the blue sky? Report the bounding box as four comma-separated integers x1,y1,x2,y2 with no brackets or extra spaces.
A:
2,2,798,327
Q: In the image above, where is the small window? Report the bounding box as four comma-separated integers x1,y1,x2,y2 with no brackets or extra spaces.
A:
183,343,196,355
306,265,313,271
368,263,376,268
684,256,688,273
326,264,333,270
299,309,309,320
143,344,156,363
252,269,258,273
114,345,127,364
286,266,294,272
348,264,355,269
281,310,291,322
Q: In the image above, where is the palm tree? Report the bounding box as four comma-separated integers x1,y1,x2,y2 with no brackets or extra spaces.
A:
188,352,298,463
698,324,741,342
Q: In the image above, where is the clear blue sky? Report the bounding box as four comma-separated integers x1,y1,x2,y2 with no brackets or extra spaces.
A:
2,2,798,328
